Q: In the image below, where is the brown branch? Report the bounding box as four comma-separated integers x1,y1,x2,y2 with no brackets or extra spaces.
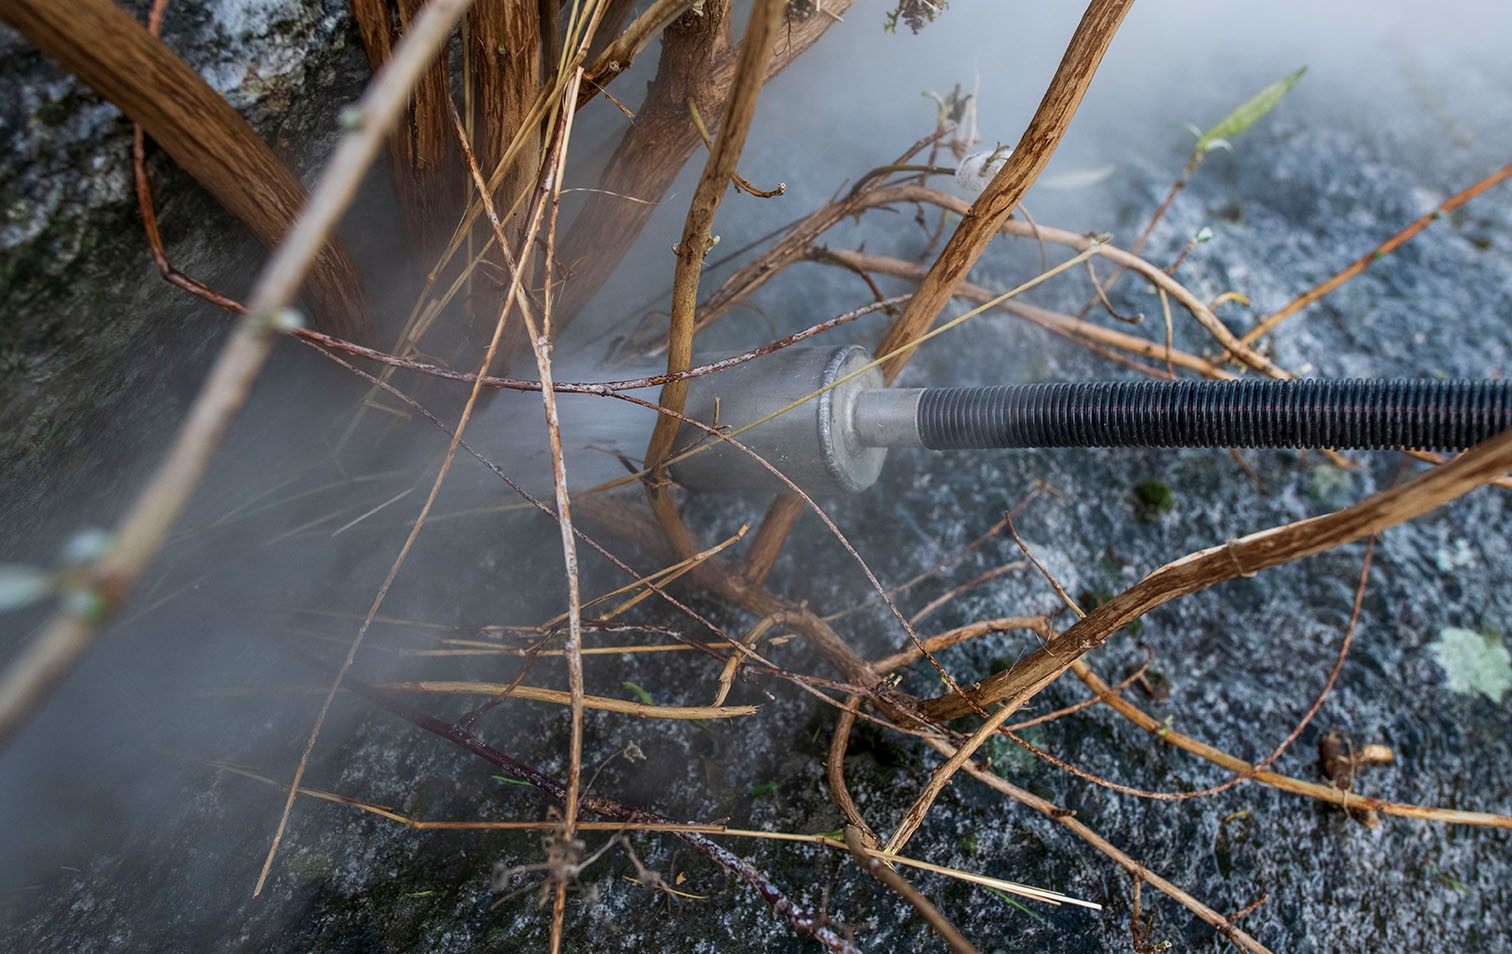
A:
827,698,880,843
552,0,853,327
466,0,544,359
580,0,693,103
1065,657,1512,828
922,425,1512,721
0,0,372,338
349,0,462,259
471,0,544,213
643,0,788,471
871,617,1052,674
740,494,807,585
872,0,1135,384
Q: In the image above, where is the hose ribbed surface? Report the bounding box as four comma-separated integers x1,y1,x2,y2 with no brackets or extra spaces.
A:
916,379,1512,451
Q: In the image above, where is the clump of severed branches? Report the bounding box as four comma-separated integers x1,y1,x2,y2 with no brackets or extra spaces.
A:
2,0,1511,952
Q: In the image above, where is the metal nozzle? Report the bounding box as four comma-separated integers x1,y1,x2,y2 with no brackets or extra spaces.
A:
670,345,885,495
670,346,1512,495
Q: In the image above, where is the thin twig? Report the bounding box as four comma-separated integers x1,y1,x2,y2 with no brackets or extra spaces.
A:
1241,158,1512,346
580,0,693,104
295,295,907,395
844,826,980,954
948,750,1274,953
533,67,591,841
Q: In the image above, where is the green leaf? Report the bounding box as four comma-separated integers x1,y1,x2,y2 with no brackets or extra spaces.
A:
1195,67,1306,156
0,563,54,612
622,681,655,706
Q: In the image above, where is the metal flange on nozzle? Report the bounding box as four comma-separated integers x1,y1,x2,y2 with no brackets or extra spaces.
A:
669,345,1512,496
670,345,886,496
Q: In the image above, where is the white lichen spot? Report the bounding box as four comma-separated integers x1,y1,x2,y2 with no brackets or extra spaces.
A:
211,0,280,37
955,145,1012,196
1433,538,1476,572
1430,627,1512,703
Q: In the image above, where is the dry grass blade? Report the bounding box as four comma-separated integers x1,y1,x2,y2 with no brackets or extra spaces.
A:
378,681,756,719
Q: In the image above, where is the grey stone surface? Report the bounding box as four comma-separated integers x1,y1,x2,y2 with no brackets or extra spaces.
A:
2,3,1511,953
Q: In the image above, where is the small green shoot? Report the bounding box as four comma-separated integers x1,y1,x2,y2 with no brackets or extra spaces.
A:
1133,478,1175,520
985,885,1050,925
1429,867,1472,893
1193,66,1306,156
622,681,655,706
747,780,779,798
491,774,531,786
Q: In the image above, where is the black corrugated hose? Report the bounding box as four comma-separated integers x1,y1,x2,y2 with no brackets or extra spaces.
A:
916,379,1512,451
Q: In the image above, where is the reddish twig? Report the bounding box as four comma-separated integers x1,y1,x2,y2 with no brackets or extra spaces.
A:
1241,158,1512,345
